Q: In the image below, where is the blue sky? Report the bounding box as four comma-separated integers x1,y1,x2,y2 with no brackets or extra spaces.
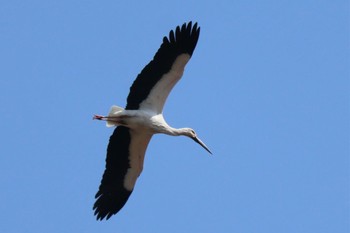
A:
0,0,348,232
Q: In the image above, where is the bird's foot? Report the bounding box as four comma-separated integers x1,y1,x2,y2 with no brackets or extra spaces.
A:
93,115,106,120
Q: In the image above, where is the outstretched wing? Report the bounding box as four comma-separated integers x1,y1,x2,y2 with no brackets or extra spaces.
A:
93,126,152,220
126,22,200,113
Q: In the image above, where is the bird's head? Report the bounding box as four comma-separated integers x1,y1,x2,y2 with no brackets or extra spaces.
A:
182,128,212,154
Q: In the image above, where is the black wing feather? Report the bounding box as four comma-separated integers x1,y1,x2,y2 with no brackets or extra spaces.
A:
93,126,133,220
126,22,200,110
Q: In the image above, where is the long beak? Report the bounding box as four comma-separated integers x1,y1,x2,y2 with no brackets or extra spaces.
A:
192,136,212,154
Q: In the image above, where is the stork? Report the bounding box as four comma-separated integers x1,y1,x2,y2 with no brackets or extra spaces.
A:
93,22,211,220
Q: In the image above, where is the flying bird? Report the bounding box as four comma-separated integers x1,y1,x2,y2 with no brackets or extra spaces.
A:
93,22,211,220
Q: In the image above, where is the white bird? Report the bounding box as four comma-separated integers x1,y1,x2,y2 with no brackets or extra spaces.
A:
93,22,211,220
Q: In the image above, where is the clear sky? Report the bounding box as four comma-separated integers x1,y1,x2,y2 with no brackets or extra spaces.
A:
0,1,348,232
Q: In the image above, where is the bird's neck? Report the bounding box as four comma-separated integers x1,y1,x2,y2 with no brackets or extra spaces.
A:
164,127,189,136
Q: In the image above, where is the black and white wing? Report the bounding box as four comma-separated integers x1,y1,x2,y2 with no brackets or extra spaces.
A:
93,126,151,220
126,22,200,113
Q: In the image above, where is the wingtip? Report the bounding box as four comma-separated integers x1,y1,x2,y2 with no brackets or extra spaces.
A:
93,187,133,221
93,209,113,221
93,200,113,221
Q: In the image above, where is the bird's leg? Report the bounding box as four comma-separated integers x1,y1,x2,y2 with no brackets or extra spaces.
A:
93,115,121,120
93,115,106,120
93,114,124,126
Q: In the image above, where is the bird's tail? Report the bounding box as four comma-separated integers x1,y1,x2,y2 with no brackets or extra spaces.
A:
106,105,124,127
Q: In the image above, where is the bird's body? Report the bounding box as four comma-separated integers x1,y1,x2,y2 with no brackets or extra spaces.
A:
93,22,211,220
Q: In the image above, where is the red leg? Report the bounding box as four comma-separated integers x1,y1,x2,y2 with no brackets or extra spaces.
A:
93,115,105,120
